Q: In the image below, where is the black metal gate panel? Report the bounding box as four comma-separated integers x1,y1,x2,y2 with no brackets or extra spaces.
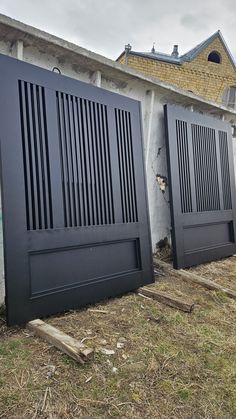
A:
164,104,236,269
0,54,153,325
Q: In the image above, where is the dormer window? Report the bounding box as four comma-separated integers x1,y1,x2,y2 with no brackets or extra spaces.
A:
208,51,221,64
222,86,236,108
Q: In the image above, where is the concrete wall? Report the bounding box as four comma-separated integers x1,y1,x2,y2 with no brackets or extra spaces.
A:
0,31,235,305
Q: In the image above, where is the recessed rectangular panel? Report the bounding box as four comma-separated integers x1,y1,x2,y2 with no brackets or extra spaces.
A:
184,222,233,254
30,239,140,296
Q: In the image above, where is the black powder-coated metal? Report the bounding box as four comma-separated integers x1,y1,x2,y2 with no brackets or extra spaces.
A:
0,53,154,326
164,104,236,269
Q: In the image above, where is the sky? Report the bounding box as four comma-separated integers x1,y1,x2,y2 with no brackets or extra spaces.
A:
0,0,235,61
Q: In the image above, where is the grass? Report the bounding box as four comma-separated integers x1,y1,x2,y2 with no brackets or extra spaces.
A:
0,256,236,418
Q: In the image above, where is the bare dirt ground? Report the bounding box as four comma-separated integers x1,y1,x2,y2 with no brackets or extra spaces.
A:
0,255,236,418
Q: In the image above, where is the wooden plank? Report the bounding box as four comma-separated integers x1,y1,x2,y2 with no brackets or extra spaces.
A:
154,257,236,300
137,287,194,312
27,319,94,363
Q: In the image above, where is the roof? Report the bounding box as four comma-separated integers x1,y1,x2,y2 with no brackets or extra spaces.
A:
117,31,236,69
0,13,235,118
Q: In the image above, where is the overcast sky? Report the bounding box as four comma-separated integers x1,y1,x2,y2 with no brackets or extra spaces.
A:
0,0,235,61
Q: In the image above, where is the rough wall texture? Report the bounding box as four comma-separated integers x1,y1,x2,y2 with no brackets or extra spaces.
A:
118,38,236,105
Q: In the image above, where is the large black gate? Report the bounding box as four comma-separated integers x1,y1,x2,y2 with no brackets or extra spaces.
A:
0,54,153,326
164,104,236,269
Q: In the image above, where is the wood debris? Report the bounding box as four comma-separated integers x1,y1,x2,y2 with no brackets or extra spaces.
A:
154,257,236,300
137,287,194,312
27,319,94,364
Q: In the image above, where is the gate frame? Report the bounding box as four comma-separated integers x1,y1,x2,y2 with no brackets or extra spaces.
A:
164,104,236,269
0,53,154,325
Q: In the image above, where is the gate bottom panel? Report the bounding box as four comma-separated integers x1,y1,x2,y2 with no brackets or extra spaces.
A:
29,238,141,297
7,270,149,326
183,243,236,269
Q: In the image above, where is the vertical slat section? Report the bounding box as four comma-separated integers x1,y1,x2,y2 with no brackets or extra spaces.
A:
32,84,44,229
186,123,197,212
81,98,93,226
215,130,224,210
219,130,232,210
38,86,53,229
98,104,109,224
44,89,64,228
77,98,89,226
176,120,192,213
106,107,123,223
211,128,221,210
56,92,114,227
192,124,220,212
56,92,71,227
68,95,79,226
121,110,132,222
26,82,40,229
115,108,138,223
72,96,83,226
93,102,105,224
18,81,53,230
19,80,34,230
88,100,98,225
62,93,75,227
115,108,126,222
126,112,138,221
90,101,101,225
102,105,115,224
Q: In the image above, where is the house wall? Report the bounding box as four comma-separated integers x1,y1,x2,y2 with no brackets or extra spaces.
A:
118,38,236,104
0,36,234,305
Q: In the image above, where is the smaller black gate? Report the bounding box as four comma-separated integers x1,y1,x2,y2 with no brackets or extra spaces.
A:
164,104,236,269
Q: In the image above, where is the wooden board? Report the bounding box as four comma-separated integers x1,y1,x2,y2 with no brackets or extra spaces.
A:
137,287,194,312
27,319,94,363
154,257,236,300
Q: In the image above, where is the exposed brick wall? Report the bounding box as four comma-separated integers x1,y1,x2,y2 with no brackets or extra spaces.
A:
118,38,236,104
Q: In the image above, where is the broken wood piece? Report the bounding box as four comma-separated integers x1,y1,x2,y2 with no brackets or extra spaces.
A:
27,319,94,364
137,292,152,300
137,287,194,312
87,309,109,314
154,257,236,300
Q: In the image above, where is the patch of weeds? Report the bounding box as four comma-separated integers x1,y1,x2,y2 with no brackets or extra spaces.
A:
196,324,224,344
62,354,84,367
168,312,185,325
177,387,191,401
215,290,230,303
231,373,236,384
8,339,21,350
159,379,173,391
0,344,8,356
201,341,219,353
0,339,30,365
153,341,180,359
1,392,20,405
203,354,225,372
194,308,211,319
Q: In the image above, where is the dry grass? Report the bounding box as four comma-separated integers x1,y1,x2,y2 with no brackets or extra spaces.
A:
188,255,236,292
0,256,236,418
